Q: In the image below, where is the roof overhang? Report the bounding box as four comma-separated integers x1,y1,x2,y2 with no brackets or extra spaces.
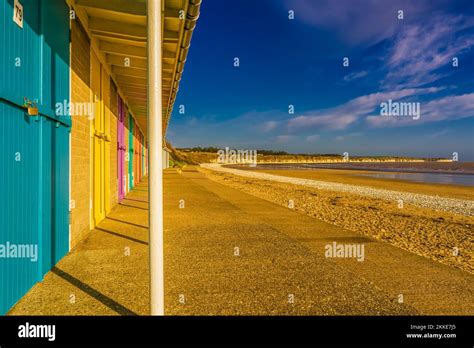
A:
68,0,201,138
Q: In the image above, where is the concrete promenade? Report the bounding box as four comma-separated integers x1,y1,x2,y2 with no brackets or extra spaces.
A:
9,167,473,315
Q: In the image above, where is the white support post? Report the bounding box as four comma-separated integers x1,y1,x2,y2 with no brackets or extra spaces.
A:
147,0,164,315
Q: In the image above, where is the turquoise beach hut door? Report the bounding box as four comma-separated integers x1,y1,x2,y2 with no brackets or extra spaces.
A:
0,0,70,314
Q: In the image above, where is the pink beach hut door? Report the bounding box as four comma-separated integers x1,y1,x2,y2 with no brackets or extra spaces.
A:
118,96,126,201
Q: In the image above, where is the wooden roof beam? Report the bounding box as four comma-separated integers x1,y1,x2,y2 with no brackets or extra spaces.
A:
112,66,147,79
106,54,147,69
100,41,147,58
115,75,147,85
75,0,146,16
89,17,147,38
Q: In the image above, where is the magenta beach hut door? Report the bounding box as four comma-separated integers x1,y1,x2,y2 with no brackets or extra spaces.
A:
118,96,126,201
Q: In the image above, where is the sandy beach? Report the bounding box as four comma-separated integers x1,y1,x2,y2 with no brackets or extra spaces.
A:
200,164,474,274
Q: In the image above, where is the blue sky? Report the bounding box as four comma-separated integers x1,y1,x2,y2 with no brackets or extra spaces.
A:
168,0,474,160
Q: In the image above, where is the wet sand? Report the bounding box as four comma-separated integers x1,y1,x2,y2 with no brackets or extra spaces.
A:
245,161,474,174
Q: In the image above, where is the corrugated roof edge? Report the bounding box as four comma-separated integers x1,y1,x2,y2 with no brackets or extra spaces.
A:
164,0,201,137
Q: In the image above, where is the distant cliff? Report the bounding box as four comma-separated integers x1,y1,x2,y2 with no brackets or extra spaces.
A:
169,147,450,165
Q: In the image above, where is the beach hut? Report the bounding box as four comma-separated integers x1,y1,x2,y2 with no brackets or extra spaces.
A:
0,0,201,315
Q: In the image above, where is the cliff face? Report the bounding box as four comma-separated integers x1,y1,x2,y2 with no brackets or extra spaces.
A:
170,149,444,165
171,150,216,165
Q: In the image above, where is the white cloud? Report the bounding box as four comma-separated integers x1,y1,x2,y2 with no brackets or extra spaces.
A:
260,120,279,132
275,135,292,143
286,0,434,45
287,87,443,131
366,93,474,128
343,70,368,82
306,134,320,143
383,15,474,88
